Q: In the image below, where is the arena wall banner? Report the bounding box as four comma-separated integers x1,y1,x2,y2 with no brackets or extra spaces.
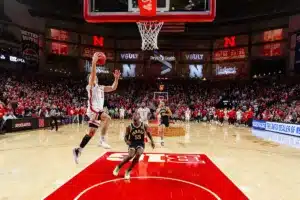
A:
212,62,249,79
6,118,35,132
21,30,39,66
294,33,300,73
81,47,115,61
252,120,267,130
121,64,136,78
214,35,249,49
252,120,300,137
6,117,63,133
0,54,25,64
188,64,203,78
150,51,176,62
212,47,248,61
252,128,300,149
117,52,143,61
83,60,110,74
180,52,211,62
252,28,287,44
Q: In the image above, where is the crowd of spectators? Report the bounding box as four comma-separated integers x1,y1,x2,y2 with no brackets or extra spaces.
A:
0,69,300,131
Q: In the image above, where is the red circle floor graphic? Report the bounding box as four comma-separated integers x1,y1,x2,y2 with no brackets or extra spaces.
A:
75,176,221,200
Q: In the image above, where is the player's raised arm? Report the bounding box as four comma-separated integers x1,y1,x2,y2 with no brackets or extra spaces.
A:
166,107,172,117
104,70,121,92
145,124,155,149
89,52,101,86
155,107,160,115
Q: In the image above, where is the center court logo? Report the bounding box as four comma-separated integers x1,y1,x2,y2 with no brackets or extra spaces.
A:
107,153,206,164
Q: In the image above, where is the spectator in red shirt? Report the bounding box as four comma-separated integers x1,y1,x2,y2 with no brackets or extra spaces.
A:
73,107,80,124
247,108,254,126
79,106,86,124
0,103,6,120
242,112,248,126
228,108,236,125
218,109,225,126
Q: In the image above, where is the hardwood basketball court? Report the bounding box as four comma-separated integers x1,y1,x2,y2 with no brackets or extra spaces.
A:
1,121,300,200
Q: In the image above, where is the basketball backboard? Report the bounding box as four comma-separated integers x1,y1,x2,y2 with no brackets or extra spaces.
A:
84,0,216,23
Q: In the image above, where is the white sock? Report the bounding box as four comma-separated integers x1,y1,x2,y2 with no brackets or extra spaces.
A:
100,136,105,142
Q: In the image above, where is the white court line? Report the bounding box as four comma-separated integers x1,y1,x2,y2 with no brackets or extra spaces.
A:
74,176,222,200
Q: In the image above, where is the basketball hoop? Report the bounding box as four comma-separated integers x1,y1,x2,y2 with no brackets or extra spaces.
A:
136,21,164,50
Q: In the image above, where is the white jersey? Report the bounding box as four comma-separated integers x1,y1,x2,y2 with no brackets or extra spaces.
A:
119,108,125,116
138,107,150,122
236,111,242,120
185,109,191,118
86,84,104,113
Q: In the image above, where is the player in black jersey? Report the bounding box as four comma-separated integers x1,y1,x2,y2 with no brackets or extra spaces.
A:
113,112,155,179
156,101,172,146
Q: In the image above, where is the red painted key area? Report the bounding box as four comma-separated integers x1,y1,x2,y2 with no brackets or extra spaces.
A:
45,152,248,200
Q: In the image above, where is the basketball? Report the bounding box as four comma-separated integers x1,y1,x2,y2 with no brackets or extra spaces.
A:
98,52,106,65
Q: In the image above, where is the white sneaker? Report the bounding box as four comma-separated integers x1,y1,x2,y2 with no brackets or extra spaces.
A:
113,166,120,176
99,140,111,149
124,169,131,180
73,148,81,164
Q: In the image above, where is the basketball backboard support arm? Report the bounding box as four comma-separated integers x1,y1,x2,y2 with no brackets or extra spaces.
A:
83,0,216,23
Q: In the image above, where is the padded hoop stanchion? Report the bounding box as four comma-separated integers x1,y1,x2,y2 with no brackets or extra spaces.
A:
136,21,164,50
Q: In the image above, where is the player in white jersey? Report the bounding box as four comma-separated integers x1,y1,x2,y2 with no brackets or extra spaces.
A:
119,107,125,120
137,102,151,125
73,52,120,164
236,109,242,126
185,108,191,122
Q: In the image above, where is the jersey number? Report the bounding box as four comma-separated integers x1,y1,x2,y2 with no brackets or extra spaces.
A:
135,135,142,140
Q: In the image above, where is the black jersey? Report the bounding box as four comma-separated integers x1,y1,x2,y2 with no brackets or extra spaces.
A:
128,122,146,143
159,107,169,120
159,107,167,115
159,106,170,127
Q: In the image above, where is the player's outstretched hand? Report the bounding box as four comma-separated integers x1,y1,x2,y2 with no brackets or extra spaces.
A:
92,52,101,64
113,70,121,80
151,142,155,149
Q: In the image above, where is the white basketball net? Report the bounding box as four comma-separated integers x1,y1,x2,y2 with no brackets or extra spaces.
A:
137,21,164,50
